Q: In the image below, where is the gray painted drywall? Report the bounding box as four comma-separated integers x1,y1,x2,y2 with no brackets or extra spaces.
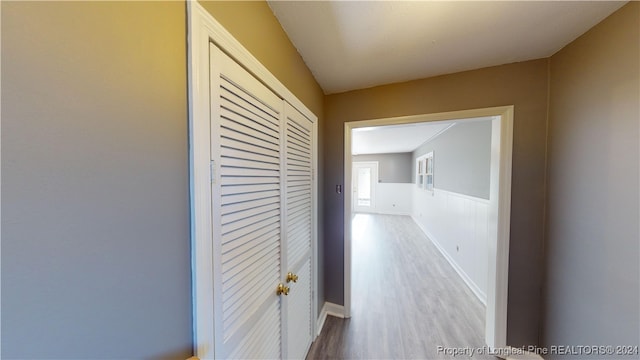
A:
325,59,550,346
543,2,639,354
1,2,192,358
411,121,491,199
352,153,412,183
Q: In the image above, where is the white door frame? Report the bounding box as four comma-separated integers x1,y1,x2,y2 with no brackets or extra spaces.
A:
187,2,318,358
343,106,513,350
352,161,379,213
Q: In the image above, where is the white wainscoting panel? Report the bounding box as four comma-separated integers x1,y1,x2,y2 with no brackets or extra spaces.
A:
371,183,413,215
411,187,489,304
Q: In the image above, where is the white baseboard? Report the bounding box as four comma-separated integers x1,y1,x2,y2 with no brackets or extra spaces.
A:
316,302,345,336
374,210,412,216
354,210,411,216
410,215,487,305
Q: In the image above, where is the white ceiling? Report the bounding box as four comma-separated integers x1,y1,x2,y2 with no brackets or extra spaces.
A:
352,117,492,155
268,1,626,94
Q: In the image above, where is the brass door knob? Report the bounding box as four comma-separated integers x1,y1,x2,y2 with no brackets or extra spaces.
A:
286,272,298,283
276,283,290,296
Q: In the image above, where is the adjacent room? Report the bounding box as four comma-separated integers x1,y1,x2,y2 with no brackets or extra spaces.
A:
310,117,496,358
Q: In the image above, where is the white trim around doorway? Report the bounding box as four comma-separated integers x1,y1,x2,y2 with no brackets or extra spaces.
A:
187,2,319,358
343,106,513,350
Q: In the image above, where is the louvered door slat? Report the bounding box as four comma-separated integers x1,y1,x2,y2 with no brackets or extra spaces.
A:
210,44,282,360
287,187,310,197
220,89,280,133
221,213,280,243
220,79,280,128
288,183,311,192
287,141,311,157
221,157,280,171
221,189,280,206
288,232,310,256
286,158,310,168
221,202,280,225
287,190,311,200
283,102,314,359
220,127,280,153
220,137,280,159
288,168,310,175
288,200,311,218
220,220,279,253
220,109,279,143
223,147,279,165
287,180,311,188
222,227,280,263
222,208,280,235
288,117,311,133
228,300,281,360
221,183,280,196
287,131,311,149
221,196,280,215
222,242,279,300
287,199,310,217
221,176,280,186
288,145,310,157
222,247,278,313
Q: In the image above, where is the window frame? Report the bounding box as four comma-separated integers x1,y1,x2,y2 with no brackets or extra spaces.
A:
416,151,434,192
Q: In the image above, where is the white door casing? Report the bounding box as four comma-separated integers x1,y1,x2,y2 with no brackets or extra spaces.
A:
343,107,513,350
188,2,318,358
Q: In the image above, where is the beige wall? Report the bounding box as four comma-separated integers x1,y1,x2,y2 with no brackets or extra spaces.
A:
324,59,549,346
199,0,324,118
2,1,192,358
544,2,639,352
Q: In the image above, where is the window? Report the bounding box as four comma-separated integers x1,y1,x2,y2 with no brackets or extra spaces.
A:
416,152,434,192
416,158,425,187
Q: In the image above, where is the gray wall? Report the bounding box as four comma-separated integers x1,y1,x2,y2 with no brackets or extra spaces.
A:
543,2,639,355
324,59,549,346
2,2,192,358
352,153,412,183
411,120,491,199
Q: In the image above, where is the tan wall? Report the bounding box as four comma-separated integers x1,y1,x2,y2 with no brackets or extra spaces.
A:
2,1,192,358
544,2,639,350
199,0,324,118
324,59,549,346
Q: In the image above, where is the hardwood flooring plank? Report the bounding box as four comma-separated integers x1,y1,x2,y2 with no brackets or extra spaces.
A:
306,214,497,360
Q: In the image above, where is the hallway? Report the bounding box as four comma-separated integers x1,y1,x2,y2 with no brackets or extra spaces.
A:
307,214,494,359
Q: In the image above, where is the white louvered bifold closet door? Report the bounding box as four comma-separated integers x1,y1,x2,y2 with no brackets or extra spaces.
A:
283,102,314,360
209,43,284,360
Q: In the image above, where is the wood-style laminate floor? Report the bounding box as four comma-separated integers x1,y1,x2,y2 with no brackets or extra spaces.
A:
306,214,496,360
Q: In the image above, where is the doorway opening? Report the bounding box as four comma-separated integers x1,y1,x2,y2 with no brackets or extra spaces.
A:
344,106,513,350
